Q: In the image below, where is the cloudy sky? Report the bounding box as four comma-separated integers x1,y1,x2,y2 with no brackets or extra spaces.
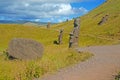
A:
0,0,105,23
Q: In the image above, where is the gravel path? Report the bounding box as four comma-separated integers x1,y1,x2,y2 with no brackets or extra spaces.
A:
39,45,120,80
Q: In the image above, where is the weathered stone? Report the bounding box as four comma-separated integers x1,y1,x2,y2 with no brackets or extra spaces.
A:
8,38,44,60
73,27,79,47
58,29,63,45
69,33,74,48
47,22,50,28
73,18,80,46
69,18,80,48
98,15,109,25
74,18,80,28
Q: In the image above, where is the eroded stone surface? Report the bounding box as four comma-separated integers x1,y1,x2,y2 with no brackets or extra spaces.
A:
8,38,44,60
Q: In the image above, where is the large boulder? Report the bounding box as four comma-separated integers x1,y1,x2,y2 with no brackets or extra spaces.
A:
8,38,44,60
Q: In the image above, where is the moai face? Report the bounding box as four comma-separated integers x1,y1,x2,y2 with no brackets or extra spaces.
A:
58,29,64,45
69,33,74,43
74,18,80,27
98,15,109,25
69,33,74,48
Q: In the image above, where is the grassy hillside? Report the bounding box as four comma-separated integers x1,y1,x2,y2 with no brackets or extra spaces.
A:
52,0,120,46
0,0,120,51
0,0,119,79
0,24,92,80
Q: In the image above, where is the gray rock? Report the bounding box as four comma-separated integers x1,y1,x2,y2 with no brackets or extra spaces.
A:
8,38,44,60
47,22,50,28
74,18,80,28
58,29,63,45
69,18,80,48
98,15,109,25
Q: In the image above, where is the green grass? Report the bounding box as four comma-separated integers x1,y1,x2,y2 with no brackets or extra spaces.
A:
115,72,120,80
0,24,58,51
0,24,93,80
0,48,92,80
0,0,120,79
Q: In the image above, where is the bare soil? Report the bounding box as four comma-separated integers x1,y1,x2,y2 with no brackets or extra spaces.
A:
38,45,120,80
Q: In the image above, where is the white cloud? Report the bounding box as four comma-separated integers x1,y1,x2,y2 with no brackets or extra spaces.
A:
24,3,30,7
79,7,88,14
3,3,74,18
0,0,89,22
34,19,41,22
0,0,87,3
73,7,88,14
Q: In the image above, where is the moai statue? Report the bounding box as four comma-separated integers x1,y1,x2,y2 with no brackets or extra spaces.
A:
58,29,63,45
73,18,80,47
47,22,50,28
68,18,80,48
98,15,109,25
69,33,74,48
74,18,80,28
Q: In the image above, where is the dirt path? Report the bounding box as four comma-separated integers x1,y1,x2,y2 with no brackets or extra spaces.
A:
39,45,120,80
